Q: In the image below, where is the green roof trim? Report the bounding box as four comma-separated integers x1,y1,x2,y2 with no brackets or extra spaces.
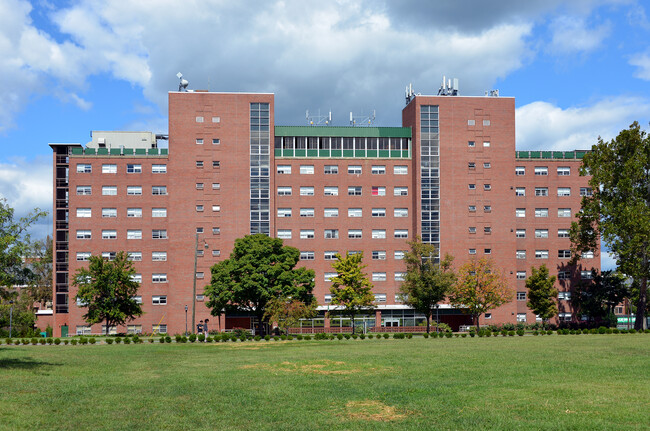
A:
275,126,411,138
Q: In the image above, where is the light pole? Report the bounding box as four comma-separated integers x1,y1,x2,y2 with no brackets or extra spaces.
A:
185,305,188,335
9,300,14,338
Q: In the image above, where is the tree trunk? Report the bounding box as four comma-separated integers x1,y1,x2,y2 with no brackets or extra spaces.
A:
426,312,431,334
475,314,480,331
634,276,648,330
351,312,355,334
105,319,110,336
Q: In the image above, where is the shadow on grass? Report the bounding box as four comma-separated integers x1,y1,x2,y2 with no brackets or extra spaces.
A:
0,352,61,371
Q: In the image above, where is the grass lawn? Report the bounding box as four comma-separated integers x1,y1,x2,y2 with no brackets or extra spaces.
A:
0,335,648,430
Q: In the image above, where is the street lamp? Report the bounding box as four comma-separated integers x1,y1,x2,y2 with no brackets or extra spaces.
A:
9,300,14,338
185,305,188,335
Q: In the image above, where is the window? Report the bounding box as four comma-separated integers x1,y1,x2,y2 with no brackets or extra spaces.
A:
516,271,526,280
372,186,386,196
196,138,203,145
469,249,477,255
324,229,339,239
324,186,339,196
151,208,167,218
127,186,142,196
558,229,570,238
127,252,142,261
212,138,220,145
557,187,571,197
212,116,220,123
277,230,292,239
516,250,526,259
196,227,204,234
395,272,406,281
394,165,408,175
300,165,314,175
348,165,362,175
469,205,477,212
212,205,220,212
394,251,405,260
277,165,291,175
580,187,593,197
212,161,220,168
131,274,142,283
102,186,117,196
102,164,117,174
558,271,570,280
76,208,91,218
516,229,526,238
152,296,167,305
300,208,314,217
515,166,525,176
324,251,338,260
557,166,570,176
517,313,527,323
372,229,386,239
484,162,491,169
195,205,204,212
581,270,594,280
372,272,386,281
375,294,387,303
348,208,362,217
127,164,142,174
483,141,490,147
394,208,408,217
300,229,315,239
324,273,336,282
324,294,332,303
76,252,91,261
348,229,362,239
102,252,117,261
127,208,142,218
102,230,117,239
517,292,527,301
468,184,476,190
394,187,408,196
151,273,167,283
196,161,204,168
195,272,204,279
394,229,408,238
516,208,526,217
515,187,525,196
558,208,571,217
468,162,476,169
534,166,548,176
212,227,220,235
195,183,205,191
535,187,548,197
195,116,204,123
277,186,292,196
484,205,492,213
152,164,167,173
535,229,548,238
127,230,142,240
535,208,549,218
483,119,491,126
212,250,221,257
468,140,475,147
582,251,594,259
558,249,571,259
212,183,220,190
76,326,91,335
76,185,92,195
151,251,167,261
77,163,92,173
535,250,549,259
300,186,314,196
277,208,292,218
324,208,338,217
348,186,362,196
371,165,386,175
484,184,492,191
372,208,386,218
468,120,475,126
485,313,492,320
372,250,386,260
324,165,338,174
152,186,167,195
484,227,492,234
558,292,571,300
300,251,315,260
152,229,167,239
469,227,477,234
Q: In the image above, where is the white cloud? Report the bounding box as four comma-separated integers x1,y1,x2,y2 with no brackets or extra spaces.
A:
548,16,611,55
515,97,650,151
601,251,617,271
629,52,650,80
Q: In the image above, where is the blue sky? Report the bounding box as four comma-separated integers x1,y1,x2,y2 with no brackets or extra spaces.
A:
2,0,650,270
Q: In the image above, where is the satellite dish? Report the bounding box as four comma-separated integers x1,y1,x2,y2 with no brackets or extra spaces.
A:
177,72,189,91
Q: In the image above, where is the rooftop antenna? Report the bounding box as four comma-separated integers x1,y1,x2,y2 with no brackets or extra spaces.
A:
349,110,376,126
177,72,189,92
405,83,416,105
306,109,332,126
437,75,459,96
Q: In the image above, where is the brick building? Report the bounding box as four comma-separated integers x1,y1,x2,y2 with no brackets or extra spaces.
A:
49,86,598,337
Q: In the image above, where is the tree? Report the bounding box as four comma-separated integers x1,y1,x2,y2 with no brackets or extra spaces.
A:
525,265,557,329
329,252,375,334
73,252,143,335
449,258,513,330
399,237,456,333
571,270,628,326
263,297,317,335
0,199,47,299
570,122,649,330
205,234,315,334
25,236,53,306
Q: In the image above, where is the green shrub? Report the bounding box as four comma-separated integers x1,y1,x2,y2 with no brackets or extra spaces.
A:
71,339,78,345
54,338,61,345
454,333,460,338
508,331,515,337
159,336,166,343
280,335,287,341
359,334,365,339
295,334,303,340
629,329,637,334
546,330,553,335
533,330,539,336
4,338,10,345
406,333,413,339
469,331,475,338
63,339,69,345
163,336,170,343
148,338,154,343
344,334,351,340
264,335,270,341
620,329,628,334
423,333,429,339
303,335,311,340
89,337,96,344
606,328,613,334
207,336,214,342
251,335,259,341
500,330,507,337
392,333,404,339
383,333,389,339
198,334,205,342
188,334,196,343
645,329,650,334
366,334,372,339
31,338,38,345
39,338,46,345
445,332,452,338
516,329,525,336
106,338,114,344
612,328,620,334
461,333,467,338
46,337,53,345
273,336,280,341
336,334,344,340
328,335,335,340
351,334,358,339
123,337,131,344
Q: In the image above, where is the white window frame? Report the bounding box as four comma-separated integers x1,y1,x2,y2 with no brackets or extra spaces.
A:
277,165,292,174
277,186,292,196
394,187,408,196
102,208,117,218
76,208,91,218
371,165,386,175
152,295,167,305
394,165,408,175
127,230,142,240
152,251,167,261
324,186,339,196
300,230,315,239
277,230,292,239
102,164,117,174
300,165,314,175
127,186,142,196
372,229,386,239
127,208,142,218
102,186,117,196
152,208,167,218
277,208,292,218
348,208,362,217
324,208,338,217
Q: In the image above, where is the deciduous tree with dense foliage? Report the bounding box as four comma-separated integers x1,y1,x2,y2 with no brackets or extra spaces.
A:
205,234,315,334
329,252,375,334
525,265,557,329
73,252,143,335
263,297,317,335
570,122,649,329
449,258,512,330
571,270,629,326
399,237,456,333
